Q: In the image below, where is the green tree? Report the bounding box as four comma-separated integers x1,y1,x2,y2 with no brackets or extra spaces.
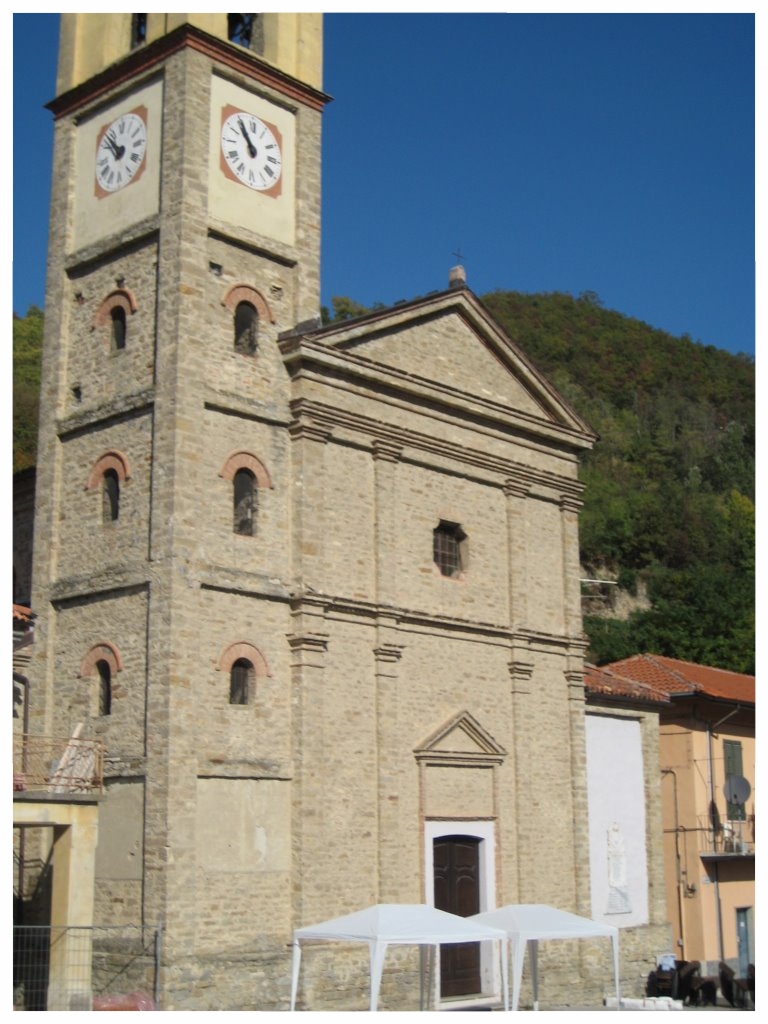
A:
13,306,44,472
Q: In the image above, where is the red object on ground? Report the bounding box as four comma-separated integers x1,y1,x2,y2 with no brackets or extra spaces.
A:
93,992,156,1011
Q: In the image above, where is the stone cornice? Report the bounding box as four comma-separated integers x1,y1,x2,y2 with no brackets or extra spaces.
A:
289,397,585,502
57,389,154,440
281,338,594,455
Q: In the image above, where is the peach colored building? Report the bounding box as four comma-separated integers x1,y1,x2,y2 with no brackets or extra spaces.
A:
604,655,755,976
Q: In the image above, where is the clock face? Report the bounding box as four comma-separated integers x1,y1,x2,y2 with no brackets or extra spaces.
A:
220,109,283,193
95,110,148,195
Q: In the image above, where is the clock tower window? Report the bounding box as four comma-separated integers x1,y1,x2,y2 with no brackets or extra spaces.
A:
227,14,262,53
130,14,147,50
103,469,120,523
233,468,256,536
234,301,258,355
96,660,112,716
111,306,127,351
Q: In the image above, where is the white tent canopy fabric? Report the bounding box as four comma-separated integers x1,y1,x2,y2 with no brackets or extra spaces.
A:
472,904,620,1011
290,903,510,1012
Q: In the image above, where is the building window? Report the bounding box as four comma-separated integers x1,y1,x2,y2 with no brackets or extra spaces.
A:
234,301,258,355
103,469,120,522
228,14,258,49
234,468,256,536
230,658,253,705
97,660,112,716
724,740,747,821
433,520,467,577
131,14,147,49
111,306,127,351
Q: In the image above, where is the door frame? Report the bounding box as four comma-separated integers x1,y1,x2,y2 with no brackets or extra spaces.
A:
424,821,499,1002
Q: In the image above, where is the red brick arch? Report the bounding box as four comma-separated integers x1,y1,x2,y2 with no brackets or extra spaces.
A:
86,450,131,489
222,284,275,324
92,288,138,328
218,641,271,677
219,451,272,488
80,641,123,678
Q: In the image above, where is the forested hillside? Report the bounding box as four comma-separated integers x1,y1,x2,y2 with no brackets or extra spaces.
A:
13,306,43,473
14,295,755,672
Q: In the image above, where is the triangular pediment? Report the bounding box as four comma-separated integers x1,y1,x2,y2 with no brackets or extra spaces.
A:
294,289,595,445
415,710,507,762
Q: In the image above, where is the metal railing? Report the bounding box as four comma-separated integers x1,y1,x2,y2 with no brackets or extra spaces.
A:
695,812,755,857
12,924,162,1011
12,734,104,794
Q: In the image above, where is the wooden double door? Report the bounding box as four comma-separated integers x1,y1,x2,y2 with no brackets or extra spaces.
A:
433,835,481,998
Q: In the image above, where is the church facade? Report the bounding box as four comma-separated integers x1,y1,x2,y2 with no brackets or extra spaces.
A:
28,13,666,1010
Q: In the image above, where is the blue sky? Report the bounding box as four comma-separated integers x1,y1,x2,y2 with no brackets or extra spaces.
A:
12,11,755,356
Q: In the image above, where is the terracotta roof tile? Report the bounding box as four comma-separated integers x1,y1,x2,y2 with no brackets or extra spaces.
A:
602,654,754,705
584,662,671,704
12,604,33,623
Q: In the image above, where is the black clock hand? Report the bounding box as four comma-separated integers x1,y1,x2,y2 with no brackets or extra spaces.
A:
237,118,257,159
106,131,126,161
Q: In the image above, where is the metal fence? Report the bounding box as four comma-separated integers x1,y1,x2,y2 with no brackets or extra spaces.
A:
13,732,104,793
12,924,162,1011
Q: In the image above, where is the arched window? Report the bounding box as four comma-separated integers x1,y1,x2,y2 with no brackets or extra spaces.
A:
111,306,127,351
229,658,253,705
234,301,258,355
96,660,112,716
87,451,131,525
80,642,123,718
92,289,137,351
103,469,120,522
233,468,256,536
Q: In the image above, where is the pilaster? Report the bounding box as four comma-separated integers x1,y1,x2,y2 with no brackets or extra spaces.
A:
560,493,584,638
289,419,331,590
288,616,329,927
504,477,529,631
374,630,405,901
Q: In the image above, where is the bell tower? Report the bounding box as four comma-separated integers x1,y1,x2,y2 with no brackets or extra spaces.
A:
30,13,327,1009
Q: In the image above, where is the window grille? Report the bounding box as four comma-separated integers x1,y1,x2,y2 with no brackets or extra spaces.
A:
234,301,258,355
103,470,120,523
228,14,257,49
96,661,112,717
130,14,147,49
230,659,252,705
110,307,126,351
233,469,256,535
433,521,466,577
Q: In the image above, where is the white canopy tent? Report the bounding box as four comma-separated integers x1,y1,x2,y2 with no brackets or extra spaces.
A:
290,903,510,1012
472,904,620,1011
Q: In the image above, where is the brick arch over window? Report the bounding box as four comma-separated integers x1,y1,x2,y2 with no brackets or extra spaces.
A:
221,284,275,324
91,288,138,328
86,451,131,490
219,451,273,489
79,641,123,678
217,642,271,678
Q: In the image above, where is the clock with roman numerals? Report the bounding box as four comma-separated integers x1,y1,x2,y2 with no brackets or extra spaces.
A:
220,107,283,195
94,108,148,196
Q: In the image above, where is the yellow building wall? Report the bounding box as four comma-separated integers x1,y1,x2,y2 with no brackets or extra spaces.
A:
659,715,754,970
56,13,322,97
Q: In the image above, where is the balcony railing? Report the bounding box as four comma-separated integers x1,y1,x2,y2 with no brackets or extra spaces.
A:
696,811,755,858
13,734,104,795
